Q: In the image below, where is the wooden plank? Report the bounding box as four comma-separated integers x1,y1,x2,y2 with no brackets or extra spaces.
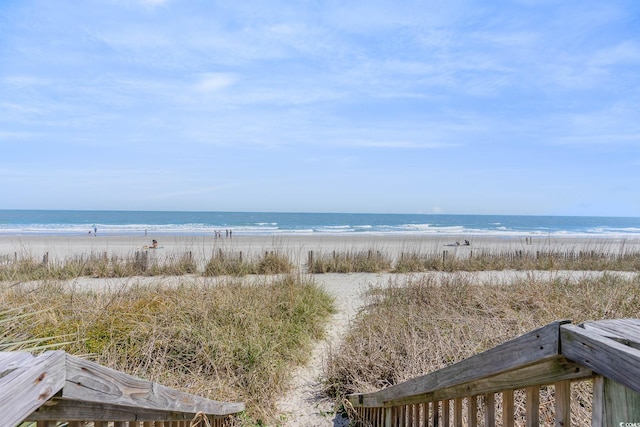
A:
502,390,514,427
561,324,640,394
62,354,245,416
593,377,640,426
581,319,640,348
554,381,570,427
442,400,449,427
526,386,539,427
484,393,495,427
0,351,66,427
25,398,201,421
355,357,591,408
349,321,567,407
468,396,477,427
454,397,462,427
592,376,604,427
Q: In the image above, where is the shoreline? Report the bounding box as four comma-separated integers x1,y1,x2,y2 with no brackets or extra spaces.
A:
2,234,640,264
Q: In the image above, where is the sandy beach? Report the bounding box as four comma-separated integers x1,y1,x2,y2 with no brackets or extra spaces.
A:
2,233,639,270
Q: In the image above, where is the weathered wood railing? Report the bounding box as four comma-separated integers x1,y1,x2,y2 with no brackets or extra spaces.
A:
1,351,244,427
348,319,640,426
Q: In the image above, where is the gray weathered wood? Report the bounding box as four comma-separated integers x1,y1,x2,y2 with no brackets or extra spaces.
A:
352,357,591,408
0,351,66,427
62,354,244,415
589,376,640,426
525,386,539,427
484,393,495,427
502,390,514,427
561,323,640,394
554,381,570,427
2,350,244,425
349,321,567,407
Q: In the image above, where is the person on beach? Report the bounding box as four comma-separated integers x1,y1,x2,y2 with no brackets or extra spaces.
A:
150,239,158,249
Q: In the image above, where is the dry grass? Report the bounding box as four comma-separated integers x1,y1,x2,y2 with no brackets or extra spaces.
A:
204,250,293,277
325,272,640,425
308,249,392,273
1,274,334,425
394,248,640,272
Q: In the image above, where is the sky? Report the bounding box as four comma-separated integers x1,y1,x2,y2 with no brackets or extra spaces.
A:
1,0,639,216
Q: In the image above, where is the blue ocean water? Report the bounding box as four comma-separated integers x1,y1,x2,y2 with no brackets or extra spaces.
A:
0,210,639,238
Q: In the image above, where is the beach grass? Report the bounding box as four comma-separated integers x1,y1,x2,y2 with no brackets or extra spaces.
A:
1,273,335,424
308,249,392,273
324,272,640,425
204,250,293,276
3,243,640,283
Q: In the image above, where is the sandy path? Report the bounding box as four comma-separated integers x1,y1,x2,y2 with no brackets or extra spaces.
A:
276,273,382,427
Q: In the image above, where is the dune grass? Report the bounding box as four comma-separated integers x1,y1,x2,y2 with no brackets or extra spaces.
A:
308,249,392,273
1,274,334,425
324,272,640,425
393,248,640,272
204,251,293,277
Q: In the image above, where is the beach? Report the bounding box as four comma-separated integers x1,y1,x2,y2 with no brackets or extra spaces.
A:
2,233,639,427
3,233,640,269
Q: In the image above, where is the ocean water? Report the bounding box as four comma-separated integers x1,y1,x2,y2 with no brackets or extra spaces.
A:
0,210,639,238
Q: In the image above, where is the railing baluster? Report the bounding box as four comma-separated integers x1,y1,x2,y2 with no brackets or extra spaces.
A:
442,399,449,427
468,395,477,427
484,393,495,427
453,398,462,427
526,386,539,427
555,381,571,427
502,390,514,427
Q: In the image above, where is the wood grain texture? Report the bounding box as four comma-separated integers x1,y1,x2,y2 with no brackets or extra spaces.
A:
62,354,244,415
0,351,66,427
561,322,640,394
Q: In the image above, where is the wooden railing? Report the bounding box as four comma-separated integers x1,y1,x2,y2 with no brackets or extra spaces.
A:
347,319,640,426
1,351,244,427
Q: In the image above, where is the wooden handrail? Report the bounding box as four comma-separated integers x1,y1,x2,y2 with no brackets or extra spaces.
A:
0,351,244,426
348,318,640,426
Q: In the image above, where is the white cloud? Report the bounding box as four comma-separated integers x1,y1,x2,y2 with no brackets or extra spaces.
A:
193,73,237,93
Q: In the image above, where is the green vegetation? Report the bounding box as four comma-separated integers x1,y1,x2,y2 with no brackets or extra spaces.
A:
324,272,640,425
1,274,334,424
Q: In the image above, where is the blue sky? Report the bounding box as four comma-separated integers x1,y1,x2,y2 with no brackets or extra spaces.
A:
1,0,639,216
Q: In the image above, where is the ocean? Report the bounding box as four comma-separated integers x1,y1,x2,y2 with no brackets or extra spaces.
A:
0,210,639,238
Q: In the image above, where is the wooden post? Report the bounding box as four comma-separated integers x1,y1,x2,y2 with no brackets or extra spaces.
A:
385,406,392,427
308,250,313,269
554,381,570,427
592,376,640,426
42,252,49,266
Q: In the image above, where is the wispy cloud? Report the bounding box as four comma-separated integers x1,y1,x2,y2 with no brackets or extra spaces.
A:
193,73,237,93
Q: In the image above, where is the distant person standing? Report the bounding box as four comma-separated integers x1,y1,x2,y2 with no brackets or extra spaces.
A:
94,226,97,236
